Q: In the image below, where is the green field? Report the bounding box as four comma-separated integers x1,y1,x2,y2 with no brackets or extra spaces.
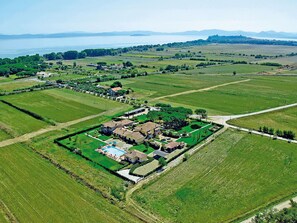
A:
104,73,242,99
59,132,124,171
229,106,297,133
133,129,297,223
2,89,125,123
161,76,297,115
0,80,39,92
0,144,139,223
130,144,155,154
0,102,47,137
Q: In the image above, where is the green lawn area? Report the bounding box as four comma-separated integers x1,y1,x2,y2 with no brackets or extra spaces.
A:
0,80,39,92
229,106,297,133
88,130,111,141
2,89,123,123
133,129,297,223
0,130,11,141
130,144,155,154
0,144,139,223
178,121,208,133
162,76,297,115
59,133,123,171
135,114,149,123
177,124,214,147
0,102,48,137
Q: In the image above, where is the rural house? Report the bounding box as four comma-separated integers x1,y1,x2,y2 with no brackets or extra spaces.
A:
108,87,122,96
163,141,185,153
125,150,148,163
134,122,161,138
101,120,134,134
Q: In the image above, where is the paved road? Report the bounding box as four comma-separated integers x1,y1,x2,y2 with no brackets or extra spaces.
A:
209,103,297,126
241,196,297,223
151,79,250,101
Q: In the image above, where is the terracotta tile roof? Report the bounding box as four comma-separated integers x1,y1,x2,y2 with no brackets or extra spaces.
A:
125,150,147,160
165,141,183,150
111,87,122,92
135,122,160,134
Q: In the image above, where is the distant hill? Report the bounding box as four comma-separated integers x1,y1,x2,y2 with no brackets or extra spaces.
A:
1,30,297,40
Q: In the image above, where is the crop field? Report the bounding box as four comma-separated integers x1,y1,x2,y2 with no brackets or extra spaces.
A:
0,80,39,92
160,76,297,115
229,106,297,133
105,73,242,99
0,102,47,137
133,129,297,223
0,144,139,223
2,89,126,123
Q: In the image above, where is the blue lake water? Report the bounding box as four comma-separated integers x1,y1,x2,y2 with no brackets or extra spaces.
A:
0,35,207,58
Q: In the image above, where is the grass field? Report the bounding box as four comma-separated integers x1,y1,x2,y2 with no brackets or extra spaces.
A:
0,102,48,137
229,106,297,133
0,80,39,92
161,76,297,115
0,144,139,223
133,129,297,223
2,89,125,123
130,144,155,154
104,73,241,99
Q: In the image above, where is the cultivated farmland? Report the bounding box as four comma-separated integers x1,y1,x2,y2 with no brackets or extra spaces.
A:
229,105,297,133
0,143,140,223
133,129,297,223
2,89,125,123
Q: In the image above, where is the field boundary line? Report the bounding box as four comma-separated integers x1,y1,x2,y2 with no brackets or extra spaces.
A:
151,78,251,101
0,108,120,148
0,199,18,223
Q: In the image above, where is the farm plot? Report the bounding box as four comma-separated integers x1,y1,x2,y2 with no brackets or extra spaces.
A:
105,73,242,99
161,76,297,115
2,89,123,123
133,129,297,223
0,102,48,137
0,144,139,223
229,105,297,133
0,80,39,92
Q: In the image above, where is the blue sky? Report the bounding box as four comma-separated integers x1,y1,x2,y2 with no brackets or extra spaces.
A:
0,0,296,34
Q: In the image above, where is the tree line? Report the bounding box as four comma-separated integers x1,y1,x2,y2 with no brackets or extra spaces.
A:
259,126,295,140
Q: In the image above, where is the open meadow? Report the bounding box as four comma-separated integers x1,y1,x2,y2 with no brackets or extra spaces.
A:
2,89,127,123
229,105,297,133
133,129,297,223
0,143,140,223
159,75,297,115
0,80,40,92
0,102,48,137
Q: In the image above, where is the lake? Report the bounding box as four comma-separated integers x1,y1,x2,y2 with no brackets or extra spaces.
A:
0,35,207,58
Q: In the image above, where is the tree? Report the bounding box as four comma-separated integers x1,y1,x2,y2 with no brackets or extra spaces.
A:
195,109,207,119
110,81,122,88
159,157,167,167
233,71,237,75
183,153,190,162
73,62,77,68
123,61,133,67
63,50,79,60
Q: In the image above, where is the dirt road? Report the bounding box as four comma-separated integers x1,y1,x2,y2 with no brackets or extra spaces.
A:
151,79,251,101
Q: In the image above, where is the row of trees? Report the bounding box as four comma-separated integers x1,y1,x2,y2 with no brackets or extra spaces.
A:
259,126,295,140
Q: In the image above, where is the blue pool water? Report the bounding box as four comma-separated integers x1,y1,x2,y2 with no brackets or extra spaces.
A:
102,146,126,157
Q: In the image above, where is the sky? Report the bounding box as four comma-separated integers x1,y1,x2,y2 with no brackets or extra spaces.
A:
0,0,296,34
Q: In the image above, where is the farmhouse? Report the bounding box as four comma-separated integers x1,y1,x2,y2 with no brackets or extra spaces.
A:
125,150,148,163
101,120,134,134
153,150,169,159
164,141,185,152
113,128,145,144
108,87,122,96
135,122,161,138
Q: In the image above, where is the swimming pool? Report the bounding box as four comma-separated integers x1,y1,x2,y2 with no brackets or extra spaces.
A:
102,145,126,157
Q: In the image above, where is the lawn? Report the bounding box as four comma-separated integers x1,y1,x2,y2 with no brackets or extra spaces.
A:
59,133,124,171
133,129,297,223
2,89,124,123
0,144,139,223
130,144,155,154
177,123,214,147
0,102,48,137
229,106,297,133
161,76,297,115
